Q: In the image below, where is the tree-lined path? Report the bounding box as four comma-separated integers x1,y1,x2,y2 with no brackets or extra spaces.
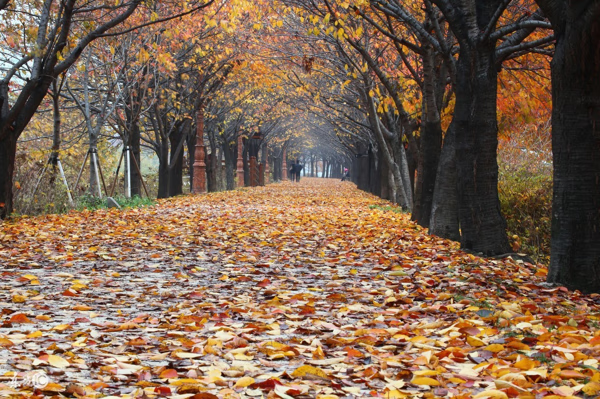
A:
2,180,600,398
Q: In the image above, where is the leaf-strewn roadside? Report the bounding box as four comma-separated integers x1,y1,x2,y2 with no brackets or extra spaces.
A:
1,179,599,398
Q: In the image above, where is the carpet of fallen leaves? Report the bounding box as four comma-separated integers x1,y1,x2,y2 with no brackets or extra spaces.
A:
1,178,600,399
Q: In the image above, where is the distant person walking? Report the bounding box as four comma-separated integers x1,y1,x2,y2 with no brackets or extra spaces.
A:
288,161,295,181
294,160,304,182
341,167,349,181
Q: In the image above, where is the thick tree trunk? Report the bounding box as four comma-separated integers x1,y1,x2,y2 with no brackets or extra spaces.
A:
168,130,184,197
413,120,443,227
413,46,443,227
391,134,414,209
0,133,17,218
453,45,510,255
547,13,600,293
157,139,169,199
223,141,235,190
430,122,460,241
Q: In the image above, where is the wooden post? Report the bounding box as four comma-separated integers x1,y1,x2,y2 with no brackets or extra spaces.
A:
193,105,207,194
236,135,245,188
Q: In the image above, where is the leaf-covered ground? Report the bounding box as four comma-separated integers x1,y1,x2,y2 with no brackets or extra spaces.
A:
1,179,600,399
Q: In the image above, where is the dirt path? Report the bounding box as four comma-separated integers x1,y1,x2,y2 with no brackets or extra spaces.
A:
1,179,598,398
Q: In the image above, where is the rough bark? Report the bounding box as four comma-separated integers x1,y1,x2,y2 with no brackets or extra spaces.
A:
0,134,17,218
429,122,460,241
157,139,169,199
168,125,185,197
223,141,235,190
541,1,600,292
412,46,443,228
453,43,510,254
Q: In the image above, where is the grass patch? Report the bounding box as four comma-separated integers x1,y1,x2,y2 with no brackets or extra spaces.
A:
76,194,155,211
369,204,406,214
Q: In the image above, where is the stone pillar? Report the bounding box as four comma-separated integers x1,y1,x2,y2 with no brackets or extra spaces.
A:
263,144,269,184
193,105,207,194
282,149,287,181
236,135,245,188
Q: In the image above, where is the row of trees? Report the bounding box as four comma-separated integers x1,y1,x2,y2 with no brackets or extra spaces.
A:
267,0,598,292
2,0,347,213
1,0,598,292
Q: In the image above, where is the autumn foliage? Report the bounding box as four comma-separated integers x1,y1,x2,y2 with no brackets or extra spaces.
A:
1,180,599,398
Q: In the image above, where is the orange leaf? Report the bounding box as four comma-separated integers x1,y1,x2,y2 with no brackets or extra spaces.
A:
159,369,178,379
10,313,33,323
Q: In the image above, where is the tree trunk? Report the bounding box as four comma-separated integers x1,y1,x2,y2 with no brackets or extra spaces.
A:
128,118,142,197
429,122,460,241
223,141,235,190
88,132,100,197
412,46,443,227
168,128,184,197
157,139,169,199
453,44,510,255
0,133,17,218
50,85,61,186
547,11,600,293
187,131,196,192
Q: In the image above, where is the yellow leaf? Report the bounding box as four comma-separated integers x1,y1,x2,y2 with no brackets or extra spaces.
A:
413,370,440,376
27,331,43,339
291,365,329,380
485,344,505,353
48,354,70,369
473,390,508,399
467,336,485,347
411,377,440,386
383,389,407,398
582,381,600,396
234,376,255,388
514,357,537,370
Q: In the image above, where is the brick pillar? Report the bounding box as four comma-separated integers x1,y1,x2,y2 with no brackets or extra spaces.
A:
263,145,270,184
193,105,206,194
282,149,287,181
250,156,258,186
259,163,265,186
236,135,244,188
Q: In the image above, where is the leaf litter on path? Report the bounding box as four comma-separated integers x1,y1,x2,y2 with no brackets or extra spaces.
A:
1,178,600,398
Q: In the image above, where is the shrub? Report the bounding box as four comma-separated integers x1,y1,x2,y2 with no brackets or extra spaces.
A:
498,124,552,264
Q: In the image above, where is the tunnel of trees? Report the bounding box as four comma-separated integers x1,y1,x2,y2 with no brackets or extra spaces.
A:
0,0,598,292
